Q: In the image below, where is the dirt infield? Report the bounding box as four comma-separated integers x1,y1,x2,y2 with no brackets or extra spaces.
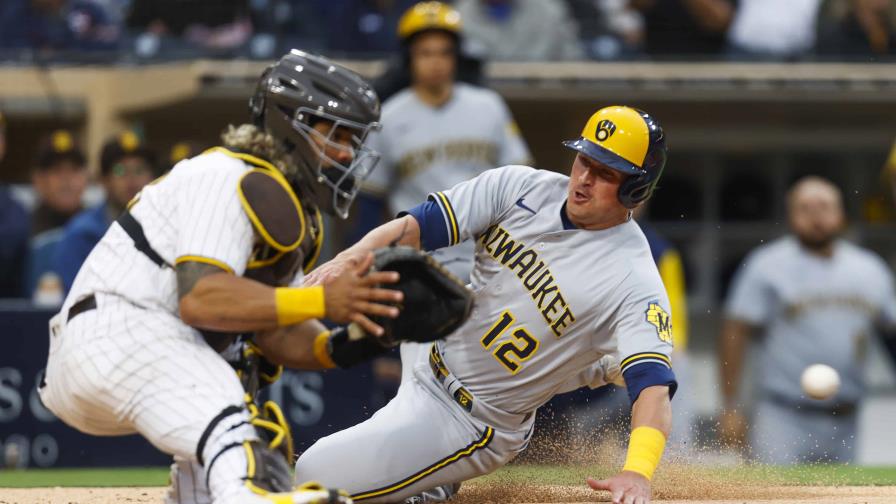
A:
2,485,894,503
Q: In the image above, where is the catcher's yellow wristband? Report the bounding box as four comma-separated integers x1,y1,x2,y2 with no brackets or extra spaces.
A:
312,330,337,369
622,426,666,480
274,286,325,326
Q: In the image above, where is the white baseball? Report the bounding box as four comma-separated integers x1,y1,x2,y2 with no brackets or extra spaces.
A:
801,364,840,400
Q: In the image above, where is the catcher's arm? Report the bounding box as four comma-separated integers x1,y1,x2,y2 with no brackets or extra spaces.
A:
254,319,331,370
179,253,401,335
305,215,421,287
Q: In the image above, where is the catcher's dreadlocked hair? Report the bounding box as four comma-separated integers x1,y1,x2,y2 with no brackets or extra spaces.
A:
221,124,297,180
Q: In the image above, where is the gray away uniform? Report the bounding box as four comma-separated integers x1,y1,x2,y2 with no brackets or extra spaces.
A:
725,236,896,464
296,165,677,502
363,83,530,280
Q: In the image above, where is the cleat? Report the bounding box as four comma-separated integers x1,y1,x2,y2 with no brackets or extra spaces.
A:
403,482,461,503
244,482,353,504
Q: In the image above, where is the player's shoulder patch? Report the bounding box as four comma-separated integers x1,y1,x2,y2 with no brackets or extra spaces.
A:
645,301,673,345
238,167,305,252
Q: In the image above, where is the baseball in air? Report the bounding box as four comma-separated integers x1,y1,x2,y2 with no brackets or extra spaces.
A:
801,364,840,400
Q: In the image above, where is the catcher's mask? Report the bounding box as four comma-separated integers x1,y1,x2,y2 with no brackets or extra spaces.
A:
250,49,382,219
563,105,667,209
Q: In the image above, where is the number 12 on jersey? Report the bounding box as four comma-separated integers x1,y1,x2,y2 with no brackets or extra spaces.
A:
481,310,540,375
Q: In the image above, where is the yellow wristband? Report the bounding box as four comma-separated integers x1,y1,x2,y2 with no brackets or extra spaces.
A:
274,286,325,326
312,330,337,369
622,426,666,480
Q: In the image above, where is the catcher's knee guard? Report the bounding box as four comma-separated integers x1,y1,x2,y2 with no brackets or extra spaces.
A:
247,396,294,465
243,439,294,494
197,400,294,496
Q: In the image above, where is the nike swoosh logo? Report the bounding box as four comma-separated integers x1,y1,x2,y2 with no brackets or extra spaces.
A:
515,197,537,215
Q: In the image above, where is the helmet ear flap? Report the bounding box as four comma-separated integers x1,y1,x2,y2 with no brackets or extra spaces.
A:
249,67,273,128
618,172,653,209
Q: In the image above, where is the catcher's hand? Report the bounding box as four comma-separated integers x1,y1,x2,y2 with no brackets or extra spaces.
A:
369,246,474,347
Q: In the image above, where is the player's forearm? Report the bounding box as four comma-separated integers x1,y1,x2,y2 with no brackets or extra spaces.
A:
179,274,324,332
719,318,751,406
254,320,331,370
340,215,422,258
620,385,671,481
631,385,672,437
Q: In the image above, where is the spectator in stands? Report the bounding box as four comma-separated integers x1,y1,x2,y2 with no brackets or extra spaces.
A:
0,111,30,298
567,0,646,60
358,1,531,281
167,140,205,167
27,130,88,305
817,0,895,57
126,0,252,56
719,176,896,464
54,131,157,293
726,0,825,60
0,0,120,52
632,0,733,58
310,0,417,57
455,0,585,61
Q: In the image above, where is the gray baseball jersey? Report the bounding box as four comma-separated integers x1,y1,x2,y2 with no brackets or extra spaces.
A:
423,165,675,414
726,236,896,405
363,83,530,279
294,165,677,502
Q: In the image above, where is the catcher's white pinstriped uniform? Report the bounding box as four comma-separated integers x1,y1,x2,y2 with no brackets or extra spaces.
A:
39,149,303,503
295,165,677,502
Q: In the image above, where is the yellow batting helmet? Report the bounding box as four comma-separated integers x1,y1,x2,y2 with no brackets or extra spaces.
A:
398,1,462,40
563,105,667,208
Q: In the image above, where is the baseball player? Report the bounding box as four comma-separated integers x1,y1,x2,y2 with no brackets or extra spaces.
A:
356,1,531,281
719,176,896,464
38,50,407,504
299,106,677,504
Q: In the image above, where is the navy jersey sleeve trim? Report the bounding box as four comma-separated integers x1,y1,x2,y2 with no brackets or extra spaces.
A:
399,199,451,251
622,361,678,404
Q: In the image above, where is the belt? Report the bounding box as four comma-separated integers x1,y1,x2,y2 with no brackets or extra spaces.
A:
67,294,97,323
117,211,169,268
428,343,535,429
429,344,475,413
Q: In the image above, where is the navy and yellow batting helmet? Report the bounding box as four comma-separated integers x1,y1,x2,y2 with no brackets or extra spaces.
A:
398,1,462,40
563,106,667,208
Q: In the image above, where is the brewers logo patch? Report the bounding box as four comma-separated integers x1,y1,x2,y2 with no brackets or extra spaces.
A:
595,119,616,141
645,302,672,344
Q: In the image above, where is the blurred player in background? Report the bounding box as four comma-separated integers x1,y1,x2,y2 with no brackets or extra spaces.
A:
298,106,676,504
0,109,30,298
38,50,403,504
27,130,88,305
55,131,158,293
719,176,896,464
357,0,531,281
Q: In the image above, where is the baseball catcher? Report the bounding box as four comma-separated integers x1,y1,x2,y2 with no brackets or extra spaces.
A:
38,49,470,504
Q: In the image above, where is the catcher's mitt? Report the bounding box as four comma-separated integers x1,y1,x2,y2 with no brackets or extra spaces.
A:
371,246,474,347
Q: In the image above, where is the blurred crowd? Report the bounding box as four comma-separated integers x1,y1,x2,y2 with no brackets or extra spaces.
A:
0,115,200,304
0,0,894,62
